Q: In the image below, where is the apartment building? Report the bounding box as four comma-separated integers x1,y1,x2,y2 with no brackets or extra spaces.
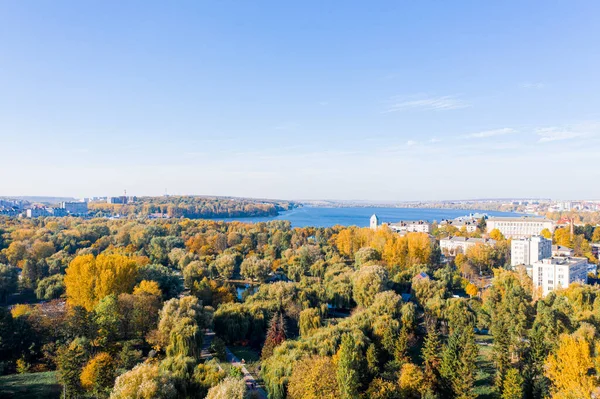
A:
532,256,588,296
511,236,552,267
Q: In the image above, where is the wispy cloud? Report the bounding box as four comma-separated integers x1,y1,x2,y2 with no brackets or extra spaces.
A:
462,128,516,139
428,138,441,143
536,127,587,142
383,95,470,113
521,82,545,89
406,140,418,146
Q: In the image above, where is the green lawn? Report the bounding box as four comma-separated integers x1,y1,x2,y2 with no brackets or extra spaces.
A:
0,371,61,399
229,345,261,362
473,334,498,399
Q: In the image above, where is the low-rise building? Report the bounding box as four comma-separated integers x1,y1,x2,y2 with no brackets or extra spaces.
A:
532,256,588,296
388,220,432,233
486,216,555,239
440,236,497,255
511,236,552,267
439,218,480,233
552,245,574,257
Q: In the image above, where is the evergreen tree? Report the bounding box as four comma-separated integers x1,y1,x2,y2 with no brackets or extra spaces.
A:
57,338,90,399
440,328,478,399
501,368,524,399
337,333,361,399
394,325,409,365
422,326,442,393
261,312,286,359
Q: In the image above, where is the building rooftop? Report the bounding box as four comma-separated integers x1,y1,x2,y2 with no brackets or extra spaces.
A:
538,256,587,265
487,216,552,222
441,236,496,245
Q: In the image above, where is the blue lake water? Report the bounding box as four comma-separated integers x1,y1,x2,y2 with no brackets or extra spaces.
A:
213,206,522,228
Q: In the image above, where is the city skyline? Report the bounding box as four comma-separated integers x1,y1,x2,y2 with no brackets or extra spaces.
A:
1,1,599,200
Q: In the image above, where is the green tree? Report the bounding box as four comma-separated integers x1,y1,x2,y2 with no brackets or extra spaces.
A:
57,338,90,399
212,254,236,280
299,308,322,337
422,325,442,393
501,368,524,399
35,273,65,300
352,265,388,308
0,263,18,303
440,328,478,398
336,333,361,399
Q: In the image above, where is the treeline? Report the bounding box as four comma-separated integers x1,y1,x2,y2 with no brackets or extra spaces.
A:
88,196,297,219
0,216,599,398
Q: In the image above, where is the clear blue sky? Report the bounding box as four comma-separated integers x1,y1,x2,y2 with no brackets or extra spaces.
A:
1,1,599,200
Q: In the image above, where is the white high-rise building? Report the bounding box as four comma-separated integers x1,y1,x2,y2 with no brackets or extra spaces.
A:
511,236,552,267
486,216,555,239
532,256,588,296
370,214,379,230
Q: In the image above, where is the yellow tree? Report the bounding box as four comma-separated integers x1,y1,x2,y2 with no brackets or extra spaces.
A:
489,229,505,241
65,254,139,311
545,334,596,398
287,356,340,399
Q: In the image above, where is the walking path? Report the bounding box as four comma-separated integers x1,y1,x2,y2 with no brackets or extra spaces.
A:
202,330,267,399
226,347,268,399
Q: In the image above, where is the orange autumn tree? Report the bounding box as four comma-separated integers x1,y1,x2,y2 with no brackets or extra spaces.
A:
65,253,139,311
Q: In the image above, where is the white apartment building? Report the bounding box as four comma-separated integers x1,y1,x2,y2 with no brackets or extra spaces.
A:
440,236,496,255
486,217,555,239
532,256,588,296
388,220,432,233
511,236,552,267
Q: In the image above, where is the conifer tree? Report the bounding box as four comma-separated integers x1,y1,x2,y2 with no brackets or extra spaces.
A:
261,312,286,359
501,368,524,399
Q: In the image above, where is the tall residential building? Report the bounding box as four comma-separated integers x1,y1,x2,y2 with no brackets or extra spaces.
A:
370,214,379,230
486,216,555,239
511,236,552,267
532,256,588,296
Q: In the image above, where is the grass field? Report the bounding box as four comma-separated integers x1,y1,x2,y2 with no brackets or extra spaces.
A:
473,333,498,399
229,345,261,362
0,371,61,399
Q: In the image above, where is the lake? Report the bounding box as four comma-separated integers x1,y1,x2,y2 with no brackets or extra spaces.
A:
214,206,522,228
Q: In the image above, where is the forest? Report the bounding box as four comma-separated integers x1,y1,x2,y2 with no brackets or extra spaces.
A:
87,196,297,219
0,215,600,399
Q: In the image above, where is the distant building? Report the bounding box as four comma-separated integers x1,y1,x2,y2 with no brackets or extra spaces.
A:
439,215,483,233
532,256,588,296
26,208,50,218
107,196,137,205
511,236,552,267
60,201,88,215
486,216,555,239
440,236,497,256
552,245,575,257
388,220,432,233
370,214,379,230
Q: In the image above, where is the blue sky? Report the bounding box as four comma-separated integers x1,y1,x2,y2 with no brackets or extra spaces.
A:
1,1,599,200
